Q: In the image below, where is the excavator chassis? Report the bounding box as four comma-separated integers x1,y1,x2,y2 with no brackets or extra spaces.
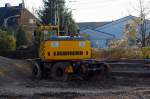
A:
31,59,111,81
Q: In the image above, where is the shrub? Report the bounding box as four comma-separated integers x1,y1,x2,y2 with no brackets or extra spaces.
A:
142,47,150,58
0,29,16,54
92,48,143,60
16,27,28,47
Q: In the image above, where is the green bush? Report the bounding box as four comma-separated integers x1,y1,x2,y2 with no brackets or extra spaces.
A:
0,29,16,54
16,27,28,47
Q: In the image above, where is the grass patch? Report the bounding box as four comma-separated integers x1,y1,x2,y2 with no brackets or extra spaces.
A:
92,48,144,60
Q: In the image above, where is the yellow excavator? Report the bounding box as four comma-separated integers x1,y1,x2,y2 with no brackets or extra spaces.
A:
32,24,110,81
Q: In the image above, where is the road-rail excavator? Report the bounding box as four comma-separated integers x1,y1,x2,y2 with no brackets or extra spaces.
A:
32,25,110,81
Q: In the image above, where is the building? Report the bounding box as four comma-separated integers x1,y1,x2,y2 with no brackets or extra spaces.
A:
78,22,114,48
80,29,115,48
95,15,135,39
0,3,38,43
78,22,110,31
79,15,150,48
78,22,112,48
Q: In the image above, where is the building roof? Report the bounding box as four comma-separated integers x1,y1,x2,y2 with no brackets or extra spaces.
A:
80,29,114,39
95,15,135,39
0,6,22,25
95,15,134,30
77,22,110,31
0,4,40,27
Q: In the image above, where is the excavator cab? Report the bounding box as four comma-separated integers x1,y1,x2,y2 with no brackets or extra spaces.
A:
34,25,60,41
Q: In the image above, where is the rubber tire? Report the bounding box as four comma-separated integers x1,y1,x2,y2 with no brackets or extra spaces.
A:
51,62,69,81
100,63,112,78
102,64,111,74
32,61,43,80
83,64,111,80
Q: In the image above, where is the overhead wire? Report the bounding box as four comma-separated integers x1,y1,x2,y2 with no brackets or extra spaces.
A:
65,0,121,10
66,0,121,5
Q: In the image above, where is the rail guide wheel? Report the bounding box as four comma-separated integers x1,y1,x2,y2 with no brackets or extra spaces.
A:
32,61,43,80
51,62,71,81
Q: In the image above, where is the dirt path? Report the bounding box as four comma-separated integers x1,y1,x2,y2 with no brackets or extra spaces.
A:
0,56,31,85
0,56,150,99
1,82,150,99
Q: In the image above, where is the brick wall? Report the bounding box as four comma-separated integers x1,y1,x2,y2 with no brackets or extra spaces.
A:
19,8,37,43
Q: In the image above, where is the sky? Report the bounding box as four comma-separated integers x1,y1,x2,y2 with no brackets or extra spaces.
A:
0,0,150,22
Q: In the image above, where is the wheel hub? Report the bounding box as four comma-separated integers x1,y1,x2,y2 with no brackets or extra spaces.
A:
56,68,64,77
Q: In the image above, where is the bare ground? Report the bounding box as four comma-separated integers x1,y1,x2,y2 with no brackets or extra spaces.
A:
0,56,150,99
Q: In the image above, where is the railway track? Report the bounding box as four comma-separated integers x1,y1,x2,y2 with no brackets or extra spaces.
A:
27,58,150,79
8,50,150,79
109,61,150,78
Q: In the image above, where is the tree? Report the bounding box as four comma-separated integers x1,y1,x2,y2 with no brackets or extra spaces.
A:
108,18,138,48
16,27,28,47
124,18,138,47
0,28,16,53
63,10,79,34
38,0,78,35
133,0,150,47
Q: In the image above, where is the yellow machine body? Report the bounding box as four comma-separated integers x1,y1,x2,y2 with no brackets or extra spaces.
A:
35,25,91,61
39,38,91,61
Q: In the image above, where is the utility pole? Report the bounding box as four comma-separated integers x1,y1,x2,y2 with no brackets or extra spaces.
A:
22,0,25,7
51,0,54,25
49,0,57,25
54,0,60,26
54,0,57,25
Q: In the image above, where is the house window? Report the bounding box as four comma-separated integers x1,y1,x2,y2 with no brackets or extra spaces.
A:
29,19,36,24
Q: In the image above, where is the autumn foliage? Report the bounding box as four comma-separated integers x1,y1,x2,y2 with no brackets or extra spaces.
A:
92,48,143,60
